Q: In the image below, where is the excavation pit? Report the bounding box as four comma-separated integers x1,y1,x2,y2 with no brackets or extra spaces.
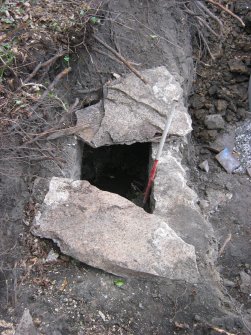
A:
81,143,150,208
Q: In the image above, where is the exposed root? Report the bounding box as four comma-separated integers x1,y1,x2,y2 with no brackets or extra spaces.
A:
219,232,232,256
93,35,148,84
21,50,68,86
32,67,71,112
206,0,245,27
194,0,224,36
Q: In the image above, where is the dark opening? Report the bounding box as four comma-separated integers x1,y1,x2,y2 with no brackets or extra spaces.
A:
81,143,150,209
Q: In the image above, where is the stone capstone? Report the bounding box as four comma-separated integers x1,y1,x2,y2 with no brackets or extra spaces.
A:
32,177,199,283
76,67,192,147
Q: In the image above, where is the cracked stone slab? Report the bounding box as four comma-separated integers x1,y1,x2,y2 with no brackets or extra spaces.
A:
76,66,192,147
32,177,199,283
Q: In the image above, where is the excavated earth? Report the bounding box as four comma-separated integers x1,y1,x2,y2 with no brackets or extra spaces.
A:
0,1,251,334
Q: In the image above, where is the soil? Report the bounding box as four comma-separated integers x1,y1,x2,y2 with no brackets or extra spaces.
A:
0,1,251,335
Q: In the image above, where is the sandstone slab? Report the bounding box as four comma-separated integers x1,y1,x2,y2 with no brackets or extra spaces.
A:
151,141,216,257
32,177,198,283
76,67,192,147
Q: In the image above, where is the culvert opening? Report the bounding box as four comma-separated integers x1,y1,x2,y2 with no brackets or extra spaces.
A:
81,143,151,210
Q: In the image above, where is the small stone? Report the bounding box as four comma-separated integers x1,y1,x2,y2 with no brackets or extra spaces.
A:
204,114,225,130
98,311,106,322
216,99,228,113
215,148,240,173
208,85,218,96
199,130,218,142
237,108,248,120
199,160,209,173
44,249,59,263
139,303,144,310
225,111,236,123
247,167,251,177
228,60,249,74
194,315,201,322
222,72,233,82
193,109,206,121
190,94,205,109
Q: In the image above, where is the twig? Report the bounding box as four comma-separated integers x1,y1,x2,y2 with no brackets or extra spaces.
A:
219,232,232,256
25,98,79,144
197,17,219,37
31,67,71,112
184,6,219,37
67,97,79,114
206,0,245,27
208,325,236,335
93,35,148,84
46,124,90,140
93,47,123,65
13,262,17,307
198,31,215,60
6,279,9,306
195,1,223,35
22,50,68,85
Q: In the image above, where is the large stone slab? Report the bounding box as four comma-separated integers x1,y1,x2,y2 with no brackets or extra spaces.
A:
151,141,216,259
76,67,192,147
32,177,198,283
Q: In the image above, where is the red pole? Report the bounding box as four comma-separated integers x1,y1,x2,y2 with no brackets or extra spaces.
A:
143,159,158,206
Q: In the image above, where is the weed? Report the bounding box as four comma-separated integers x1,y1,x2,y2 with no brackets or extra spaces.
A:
0,43,15,79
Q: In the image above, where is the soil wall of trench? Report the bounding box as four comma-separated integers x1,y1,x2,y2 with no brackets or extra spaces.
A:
0,1,251,334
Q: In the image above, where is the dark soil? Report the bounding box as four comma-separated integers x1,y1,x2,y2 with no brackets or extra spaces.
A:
0,0,251,334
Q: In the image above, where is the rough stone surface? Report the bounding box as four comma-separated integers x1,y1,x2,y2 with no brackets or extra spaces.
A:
76,67,192,147
15,309,37,335
204,114,225,130
32,177,199,283
151,141,216,257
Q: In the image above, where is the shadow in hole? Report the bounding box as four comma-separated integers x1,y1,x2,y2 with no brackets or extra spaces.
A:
81,142,151,211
